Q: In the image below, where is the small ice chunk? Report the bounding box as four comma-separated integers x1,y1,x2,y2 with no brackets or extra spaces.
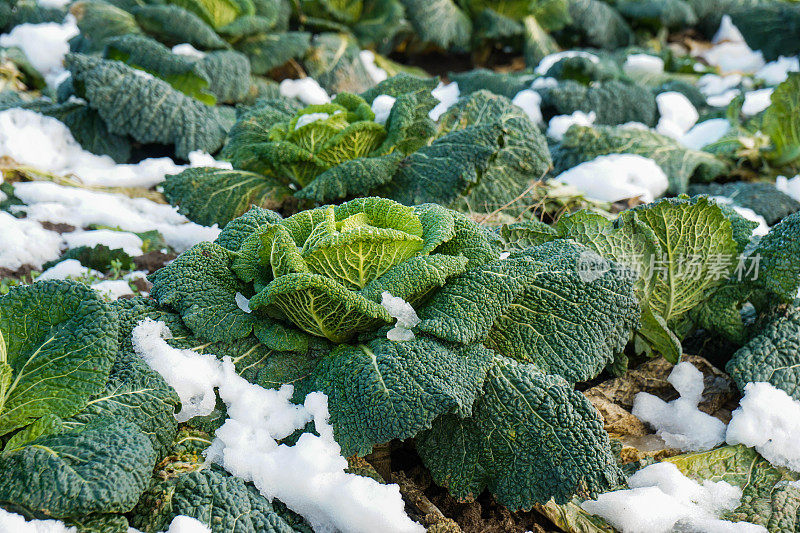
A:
0,508,77,532
741,88,774,116
582,462,763,533
776,174,800,202
499,252,510,260
530,76,558,89
187,150,233,169
680,119,731,150
371,94,396,125
656,92,698,138
429,82,460,121
632,362,726,452
359,50,388,83
698,73,743,97
295,112,331,129
63,229,144,256
535,51,599,75
756,56,800,86
91,279,134,300
36,259,100,281
280,78,330,105
624,54,665,75
235,292,251,313
619,121,649,131
0,211,63,270
707,89,741,108
381,291,420,342
511,89,543,124
726,382,800,472
133,319,223,422
172,43,206,59
552,154,668,204
547,110,596,141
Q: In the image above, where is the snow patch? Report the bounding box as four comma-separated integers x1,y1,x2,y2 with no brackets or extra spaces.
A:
547,110,595,141
0,508,77,532
710,196,769,237
656,92,698,139
741,88,773,116
36,259,100,281
63,229,144,256
701,16,764,74
381,292,420,342
756,56,800,85
776,174,800,202
294,112,332,129
91,279,134,300
161,516,212,533
172,43,206,59
632,362,727,452
511,89,543,124
429,82,460,121
726,382,800,472
535,50,599,75
279,78,330,105
581,462,765,533
0,211,63,270
132,319,424,533
552,154,668,204
624,54,664,75
371,94,396,125
11,181,219,252
0,16,78,87
359,50,388,83
679,119,731,150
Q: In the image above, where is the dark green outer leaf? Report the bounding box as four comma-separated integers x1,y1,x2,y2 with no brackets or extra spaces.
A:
0,281,117,436
749,211,800,301
0,418,155,518
133,5,229,50
299,335,494,457
215,206,284,251
416,357,624,510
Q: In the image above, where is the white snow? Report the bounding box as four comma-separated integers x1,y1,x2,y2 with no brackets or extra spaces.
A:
161,516,212,533
63,229,144,256
0,211,63,270
741,88,773,116
632,362,727,452
0,508,77,533
172,43,206,59
656,92,698,139
359,50,388,84
279,78,331,105
581,462,765,533
710,196,769,237
91,279,134,299
11,181,219,252
623,54,665,75
534,50,599,75
381,291,420,342
698,73,743,97
294,112,332,130
36,259,100,281
680,119,731,150
429,82,460,121
707,89,741,108
701,16,765,74
0,108,226,188
547,110,595,141
235,292,252,314
552,154,668,204
530,76,558,89
776,174,800,202
0,16,79,87
132,319,424,533
726,382,800,472
756,56,800,85
371,94,397,125
511,89,543,124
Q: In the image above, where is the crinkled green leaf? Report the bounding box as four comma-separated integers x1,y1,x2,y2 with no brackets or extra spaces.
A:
149,242,256,342
402,0,471,51
416,357,624,509
303,32,373,94
299,335,494,456
0,417,155,518
215,206,284,251
133,4,229,50
750,211,800,301
0,281,117,436
163,167,292,228
763,72,800,166
235,31,311,75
